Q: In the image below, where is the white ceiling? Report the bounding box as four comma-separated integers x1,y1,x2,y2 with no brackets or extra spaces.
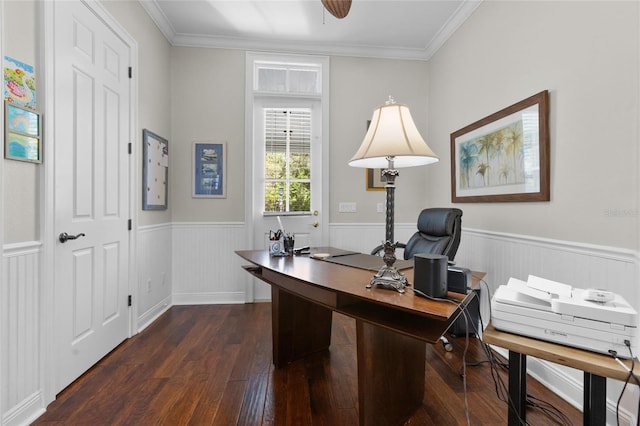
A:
139,0,482,60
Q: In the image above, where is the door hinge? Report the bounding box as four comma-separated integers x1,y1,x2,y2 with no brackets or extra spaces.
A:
128,295,132,306
128,67,132,78
128,142,132,154
128,219,132,230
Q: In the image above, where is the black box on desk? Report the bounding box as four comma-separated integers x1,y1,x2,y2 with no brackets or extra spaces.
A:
447,266,472,294
413,254,448,299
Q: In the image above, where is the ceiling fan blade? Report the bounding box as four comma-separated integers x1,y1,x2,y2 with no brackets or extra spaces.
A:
321,0,352,19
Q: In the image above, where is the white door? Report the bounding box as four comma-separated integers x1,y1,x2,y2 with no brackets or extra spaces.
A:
251,98,325,299
253,98,324,244
53,0,131,392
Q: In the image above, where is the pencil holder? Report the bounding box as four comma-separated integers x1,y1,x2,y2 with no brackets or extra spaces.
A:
283,236,295,256
269,239,282,256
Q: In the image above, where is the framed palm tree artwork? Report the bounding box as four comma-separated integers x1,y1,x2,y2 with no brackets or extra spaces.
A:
450,90,550,203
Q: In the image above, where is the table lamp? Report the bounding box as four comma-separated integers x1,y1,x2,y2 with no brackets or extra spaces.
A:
349,96,439,293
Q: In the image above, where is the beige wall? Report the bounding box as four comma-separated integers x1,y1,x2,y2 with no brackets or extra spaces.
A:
3,0,638,250
169,47,246,222
167,50,431,224
329,56,431,224
427,0,639,249
3,0,39,243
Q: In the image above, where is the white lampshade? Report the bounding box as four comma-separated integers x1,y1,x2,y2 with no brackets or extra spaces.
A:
349,99,439,169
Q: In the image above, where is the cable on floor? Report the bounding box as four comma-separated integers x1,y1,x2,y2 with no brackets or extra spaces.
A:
472,277,575,426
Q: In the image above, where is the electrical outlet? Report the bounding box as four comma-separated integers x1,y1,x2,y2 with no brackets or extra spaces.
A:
377,203,384,213
147,279,152,293
339,202,357,213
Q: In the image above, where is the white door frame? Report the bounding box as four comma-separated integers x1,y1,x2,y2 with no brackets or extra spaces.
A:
41,0,139,403
243,53,330,302
0,1,5,418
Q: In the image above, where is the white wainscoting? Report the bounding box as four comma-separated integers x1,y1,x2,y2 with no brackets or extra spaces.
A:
456,228,639,425
1,242,43,426
5,224,635,424
171,222,248,305
330,223,639,425
137,224,173,332
329,222,414,256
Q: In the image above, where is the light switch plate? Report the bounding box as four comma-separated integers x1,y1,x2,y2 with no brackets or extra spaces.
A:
339,202,357,213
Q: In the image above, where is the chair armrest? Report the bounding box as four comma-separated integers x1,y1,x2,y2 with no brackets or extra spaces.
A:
370,242,406,256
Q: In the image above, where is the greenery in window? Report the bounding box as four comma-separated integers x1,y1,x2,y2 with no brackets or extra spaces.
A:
264,152,310,212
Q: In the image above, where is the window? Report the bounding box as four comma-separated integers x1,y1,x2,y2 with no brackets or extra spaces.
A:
252,56,323,215
247,52,327,228
264,108,311,213
255,62,321,94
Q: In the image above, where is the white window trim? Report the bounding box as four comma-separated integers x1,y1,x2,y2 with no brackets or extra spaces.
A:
244,52,330,285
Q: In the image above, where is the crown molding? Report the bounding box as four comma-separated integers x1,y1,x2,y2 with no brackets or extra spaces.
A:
170,33,432,60
139,0,177,42
139,0,482,61
423,0,482,60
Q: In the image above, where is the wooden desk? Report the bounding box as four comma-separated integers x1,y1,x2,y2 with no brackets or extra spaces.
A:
236,248,484,426
483,323,640,426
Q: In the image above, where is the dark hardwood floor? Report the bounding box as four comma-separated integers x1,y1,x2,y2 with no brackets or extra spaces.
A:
34,303,582,425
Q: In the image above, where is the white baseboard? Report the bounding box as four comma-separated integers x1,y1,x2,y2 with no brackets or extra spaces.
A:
172,292,246,305
136,295,172,333
1,391,44,426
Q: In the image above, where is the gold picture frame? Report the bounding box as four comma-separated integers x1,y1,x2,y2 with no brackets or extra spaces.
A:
366,168,386,191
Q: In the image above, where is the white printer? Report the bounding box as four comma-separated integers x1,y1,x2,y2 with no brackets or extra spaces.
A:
491,275,637,358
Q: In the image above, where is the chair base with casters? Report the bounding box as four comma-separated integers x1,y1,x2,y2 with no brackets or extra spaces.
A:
439,336,453,352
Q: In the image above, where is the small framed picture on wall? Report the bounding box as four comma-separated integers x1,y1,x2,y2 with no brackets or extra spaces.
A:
4,101,41,163
142,129,169,210
192,142,226,198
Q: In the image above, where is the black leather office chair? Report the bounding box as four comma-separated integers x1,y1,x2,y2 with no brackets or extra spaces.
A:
372,207,464,351
402,207,463,262
371,207,463,262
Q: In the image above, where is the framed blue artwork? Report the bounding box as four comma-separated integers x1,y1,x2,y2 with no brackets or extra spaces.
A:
4,101,41,163
192,142,226,198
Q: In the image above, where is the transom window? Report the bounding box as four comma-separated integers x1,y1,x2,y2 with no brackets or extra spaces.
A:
254,62,321,94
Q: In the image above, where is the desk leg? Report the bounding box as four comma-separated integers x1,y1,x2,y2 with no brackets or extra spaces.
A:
508,350,527,426
271,287,332,368
583,373,606,426
356,320,425,426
